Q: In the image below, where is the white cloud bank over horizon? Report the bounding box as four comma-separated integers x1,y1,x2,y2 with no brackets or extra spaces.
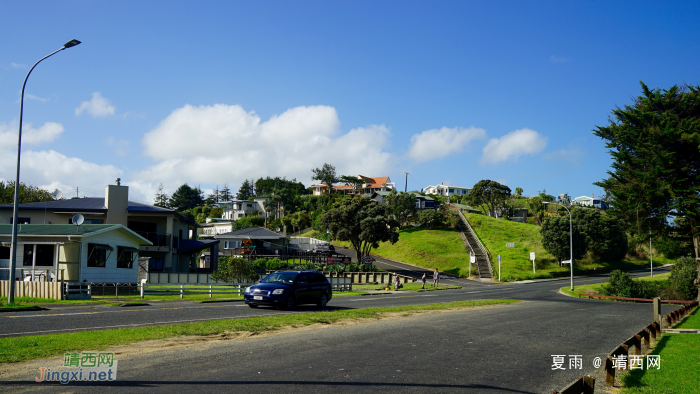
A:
130,104,396,201
406,126,486,163
75,92,116,117
479,128,548,165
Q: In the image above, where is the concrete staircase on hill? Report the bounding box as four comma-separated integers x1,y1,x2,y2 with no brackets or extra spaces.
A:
455,211,493,281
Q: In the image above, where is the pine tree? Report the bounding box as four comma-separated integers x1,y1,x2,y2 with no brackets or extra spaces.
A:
154,183,169,208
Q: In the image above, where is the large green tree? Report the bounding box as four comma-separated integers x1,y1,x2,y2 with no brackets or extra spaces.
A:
594,82,700,299
468,180,512,217
572,208,628,261
0,181,53,204
168,184,203,211
311,163,339,194
236,179,255,200
384,190,417,229
153,183,169,208
320,197,399,261
541,216,587,265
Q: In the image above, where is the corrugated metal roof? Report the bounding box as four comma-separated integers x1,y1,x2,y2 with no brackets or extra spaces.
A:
0,198,174,214
0,224,119,236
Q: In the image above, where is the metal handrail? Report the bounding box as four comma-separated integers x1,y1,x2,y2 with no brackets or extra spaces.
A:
457,211,493,277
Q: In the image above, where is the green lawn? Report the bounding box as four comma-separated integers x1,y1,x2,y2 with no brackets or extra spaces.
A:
0,299,519,364
334,227,472,277
621,330,700,393
466,213,669,282
676,307,700,329
560,273,671,298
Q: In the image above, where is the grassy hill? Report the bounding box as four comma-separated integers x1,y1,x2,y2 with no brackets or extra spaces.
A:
465,213,669,281
333,227,472,277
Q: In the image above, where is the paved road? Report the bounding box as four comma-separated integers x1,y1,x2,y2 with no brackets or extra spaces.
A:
0,267,673,338
1,266,682,394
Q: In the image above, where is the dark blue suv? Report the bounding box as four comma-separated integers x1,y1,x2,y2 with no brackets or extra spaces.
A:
244,270,332,310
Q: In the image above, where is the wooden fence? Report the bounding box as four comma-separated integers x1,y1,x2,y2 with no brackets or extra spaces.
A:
0,280,62,300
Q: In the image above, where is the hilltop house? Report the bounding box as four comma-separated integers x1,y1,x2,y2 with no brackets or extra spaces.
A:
423,184,471,198
215,196,271,220
0,182,219,274
215,227,288,257
311,175,395,195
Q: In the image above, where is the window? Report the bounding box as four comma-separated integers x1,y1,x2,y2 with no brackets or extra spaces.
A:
87,243,112,268
148,258,163,271
224,241,241,249
23,246,33,266
247,203,253,208
10,217,30,224
0,246,9,259
117,247,138,269
35,245,54,267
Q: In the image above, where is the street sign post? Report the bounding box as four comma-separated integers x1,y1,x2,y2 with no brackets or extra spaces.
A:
530,252,536,273
326,256,351,265
562,260,571,265
469,255,475,277
361,255,375,265
497,254,502,281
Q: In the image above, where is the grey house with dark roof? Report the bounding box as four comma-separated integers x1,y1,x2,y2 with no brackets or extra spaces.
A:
0,183,219,275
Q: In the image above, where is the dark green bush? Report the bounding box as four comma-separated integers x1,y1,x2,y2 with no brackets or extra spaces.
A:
668,256,699,300
265,258,287,271
600,270,661,299
251,258,268,269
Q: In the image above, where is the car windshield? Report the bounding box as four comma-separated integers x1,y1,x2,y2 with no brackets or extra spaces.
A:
261,272,298,284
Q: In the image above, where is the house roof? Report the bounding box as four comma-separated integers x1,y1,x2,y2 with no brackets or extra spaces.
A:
359,175,390,188
216,226,286,239
0,224,152,245
0,198,196,225
178,239,220,254
451,203,481,213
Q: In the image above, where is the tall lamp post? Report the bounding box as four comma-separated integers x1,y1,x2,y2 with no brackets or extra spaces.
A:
543,201,574,291
7,40,81,304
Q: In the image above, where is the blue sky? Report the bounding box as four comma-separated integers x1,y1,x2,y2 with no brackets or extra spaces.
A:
1,1,698,203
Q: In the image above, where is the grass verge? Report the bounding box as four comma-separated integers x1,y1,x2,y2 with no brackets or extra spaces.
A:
676,307,700,329
560,273,671,299
620,331,700,393
0,299,518,364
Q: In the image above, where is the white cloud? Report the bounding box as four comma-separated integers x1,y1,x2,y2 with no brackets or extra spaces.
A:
0,122,64,146
542,148,586,167
406,126,486,163
26,94,50,102
479,128,548,165
132,104,395,201
11,63,26,69
75,92,116,117
550,55,570,63
106,136,130,156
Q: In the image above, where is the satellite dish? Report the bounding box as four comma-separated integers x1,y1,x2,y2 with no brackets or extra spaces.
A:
52,189,63,200
276,227,281,232
72,214,84,225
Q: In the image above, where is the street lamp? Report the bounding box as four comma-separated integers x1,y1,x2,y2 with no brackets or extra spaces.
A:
7,40,81,304
543,201,574,291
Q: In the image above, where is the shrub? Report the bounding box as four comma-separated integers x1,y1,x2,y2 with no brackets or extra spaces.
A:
211,257,258,283
668,256,699,300
601,270,634,297
324,264,344,273
251,259,268,269
265,258,287,271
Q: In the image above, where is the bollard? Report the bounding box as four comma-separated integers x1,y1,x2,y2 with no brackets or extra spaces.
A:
209,285,212,298
140,282,144,299
653,297,661,323
605,357,615,386
180,284,183,299
115,284,118,299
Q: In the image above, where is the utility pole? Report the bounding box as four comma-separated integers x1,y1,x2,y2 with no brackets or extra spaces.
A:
404,172,409,193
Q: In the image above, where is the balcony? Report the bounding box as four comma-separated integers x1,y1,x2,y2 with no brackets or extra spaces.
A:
135,232,172,249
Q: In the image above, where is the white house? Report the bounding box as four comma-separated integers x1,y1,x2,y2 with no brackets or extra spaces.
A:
572,196,608,209
216,197,270,220
311,175,395,195
216,227,288,256
198,221,234,239
423,184,471,197
0,224,152,284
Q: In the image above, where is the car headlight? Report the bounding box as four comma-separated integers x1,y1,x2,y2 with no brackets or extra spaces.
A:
244,287,252,293
272,289,284,295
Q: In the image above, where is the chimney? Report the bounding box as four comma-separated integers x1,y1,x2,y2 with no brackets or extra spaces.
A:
105,181,129,226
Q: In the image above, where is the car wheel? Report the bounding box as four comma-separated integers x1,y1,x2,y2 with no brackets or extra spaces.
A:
248,304,258,308
317,293,328,308
280,297,296,310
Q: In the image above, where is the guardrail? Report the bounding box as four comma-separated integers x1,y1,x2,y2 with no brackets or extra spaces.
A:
578,293,696,304
554,300,698,392
457,211,493,277
140,283,249,299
